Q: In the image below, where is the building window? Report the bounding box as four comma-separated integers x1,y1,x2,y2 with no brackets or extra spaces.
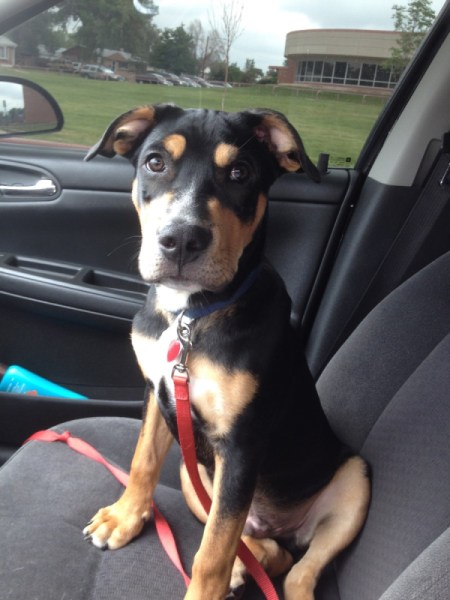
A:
333,62,346,84
374,65,391,88
361,63,376,86
322,61,333,83
0,46,7,59
305,60,314,81
346,62,361,85
296,59,398,89
313,61,323,82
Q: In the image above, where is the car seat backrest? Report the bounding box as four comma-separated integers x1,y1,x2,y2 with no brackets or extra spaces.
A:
316,252,450,600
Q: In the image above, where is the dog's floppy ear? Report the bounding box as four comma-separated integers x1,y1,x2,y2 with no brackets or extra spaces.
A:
248,109,320,182
85,104,183,162
84,106,157,161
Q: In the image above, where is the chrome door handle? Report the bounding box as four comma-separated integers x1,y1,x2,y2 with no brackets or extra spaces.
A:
0,178,57,197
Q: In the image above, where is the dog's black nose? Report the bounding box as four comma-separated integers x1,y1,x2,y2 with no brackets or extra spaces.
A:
158,223,212,265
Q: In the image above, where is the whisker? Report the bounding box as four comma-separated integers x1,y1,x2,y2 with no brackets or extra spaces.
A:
107,236,142,258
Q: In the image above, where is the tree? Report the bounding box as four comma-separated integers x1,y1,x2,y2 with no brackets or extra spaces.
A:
209,60,242,82
150,26,197,74
10,9,68,62
209,0,244,84
388,0,435,74
260,68,278,85
240,58,263,84
187,19,222,77
56,0,159,61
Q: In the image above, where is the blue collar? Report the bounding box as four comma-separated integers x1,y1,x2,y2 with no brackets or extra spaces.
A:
178,266,262,321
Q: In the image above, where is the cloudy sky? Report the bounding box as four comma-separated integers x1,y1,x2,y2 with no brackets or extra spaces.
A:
149,0,447,71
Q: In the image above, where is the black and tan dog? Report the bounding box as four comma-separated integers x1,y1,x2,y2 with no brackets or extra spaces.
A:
83,104,370,599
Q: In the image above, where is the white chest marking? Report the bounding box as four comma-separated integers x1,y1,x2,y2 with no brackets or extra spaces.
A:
132,320,180,406
132,320,220,410
133,319,255,437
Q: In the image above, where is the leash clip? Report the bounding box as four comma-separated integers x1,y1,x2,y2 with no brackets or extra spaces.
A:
172,311,193,378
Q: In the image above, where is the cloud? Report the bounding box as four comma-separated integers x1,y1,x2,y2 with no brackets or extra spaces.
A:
279,0,445,29
152,0,447,71
279,0,394,30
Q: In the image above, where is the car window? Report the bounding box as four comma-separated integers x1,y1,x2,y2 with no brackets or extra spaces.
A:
0,0,445,166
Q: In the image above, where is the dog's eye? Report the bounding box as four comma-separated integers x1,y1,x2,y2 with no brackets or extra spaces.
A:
229,163,249,183
145,154,166,173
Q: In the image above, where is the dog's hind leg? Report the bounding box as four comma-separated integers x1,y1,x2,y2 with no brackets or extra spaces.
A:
229,536,293,598
180,461,212,524
181,463,292,598
283,456,370,600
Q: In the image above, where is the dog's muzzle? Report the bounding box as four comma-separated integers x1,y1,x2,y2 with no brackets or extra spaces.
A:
158,222,212,266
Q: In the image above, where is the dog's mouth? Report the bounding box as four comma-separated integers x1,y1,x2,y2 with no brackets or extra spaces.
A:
145,261,233,296
160,272,230,295
160,275,204,292
138,235,237,294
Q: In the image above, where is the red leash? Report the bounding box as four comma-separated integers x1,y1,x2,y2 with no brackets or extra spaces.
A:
173,371,279,599
26,421,278,598
172,316,279,600
24,384,278,600
26,429,191,587
25,310,279,599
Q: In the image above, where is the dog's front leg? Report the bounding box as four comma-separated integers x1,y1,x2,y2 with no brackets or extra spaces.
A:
84,387,173,549
185,453,253,600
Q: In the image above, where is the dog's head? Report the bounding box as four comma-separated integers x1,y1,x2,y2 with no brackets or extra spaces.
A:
86,104,319,297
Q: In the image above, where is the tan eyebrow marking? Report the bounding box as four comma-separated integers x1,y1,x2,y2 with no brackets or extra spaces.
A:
162,134,186,160
214,143,239,168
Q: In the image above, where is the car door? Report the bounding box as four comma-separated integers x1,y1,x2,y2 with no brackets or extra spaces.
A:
0,86,352,463
0,130,150,461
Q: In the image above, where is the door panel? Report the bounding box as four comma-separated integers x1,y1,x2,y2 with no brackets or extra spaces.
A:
0,145,139,273
0,139,352,460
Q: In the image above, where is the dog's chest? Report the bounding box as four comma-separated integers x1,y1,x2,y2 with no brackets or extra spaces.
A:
132,319,179,400
131,321,234,435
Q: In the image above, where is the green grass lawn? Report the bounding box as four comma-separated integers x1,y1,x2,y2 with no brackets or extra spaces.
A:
2,68,388,166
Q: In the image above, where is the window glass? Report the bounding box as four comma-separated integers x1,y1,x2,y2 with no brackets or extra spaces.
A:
0,0,445,167
346,62,361,85
333,62,346,85
313,61,323,82
322,62,333,83
375,65,391,87
361,63,376,86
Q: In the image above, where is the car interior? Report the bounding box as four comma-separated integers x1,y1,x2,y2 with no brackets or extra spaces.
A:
0,1,449,599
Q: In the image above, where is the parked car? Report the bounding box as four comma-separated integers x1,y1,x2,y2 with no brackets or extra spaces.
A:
0,1,449,600
158,71,188,86
47,58,74,73
188,74,214,87
79,64,123,81
135,70,173,85
208,79,234,88
179,75,201,87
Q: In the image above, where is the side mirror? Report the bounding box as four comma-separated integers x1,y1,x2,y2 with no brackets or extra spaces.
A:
0,76,63,138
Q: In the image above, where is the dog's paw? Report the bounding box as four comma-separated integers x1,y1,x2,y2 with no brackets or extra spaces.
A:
228,558,247,599
83,501,151,550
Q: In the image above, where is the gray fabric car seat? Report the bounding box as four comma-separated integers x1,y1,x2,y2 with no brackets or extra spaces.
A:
316,250,450,600
1,251,449,600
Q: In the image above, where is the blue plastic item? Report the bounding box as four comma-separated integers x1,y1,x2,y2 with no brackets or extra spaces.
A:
0,364,88,399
